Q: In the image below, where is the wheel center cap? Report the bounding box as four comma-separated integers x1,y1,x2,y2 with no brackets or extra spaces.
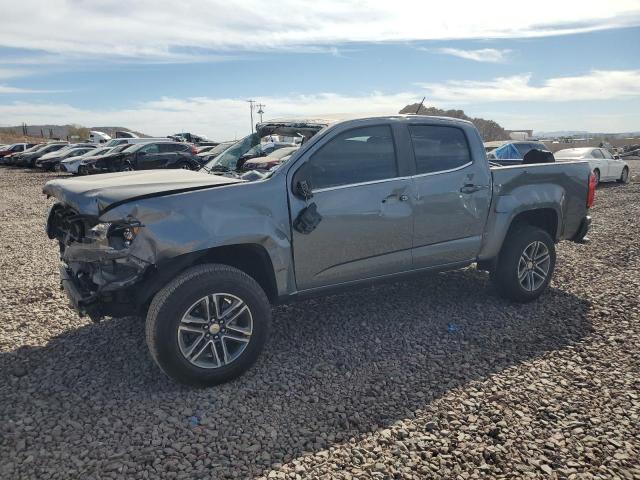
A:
527,261,534,269
208,324,221,334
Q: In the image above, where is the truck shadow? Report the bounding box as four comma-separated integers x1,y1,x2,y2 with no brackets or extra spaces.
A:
1,268,591,477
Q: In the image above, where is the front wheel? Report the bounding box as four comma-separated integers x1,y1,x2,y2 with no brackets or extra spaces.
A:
593,169,600,187
490,225,556,302
121,162,134,172
145,264,271,387
617,167,629,184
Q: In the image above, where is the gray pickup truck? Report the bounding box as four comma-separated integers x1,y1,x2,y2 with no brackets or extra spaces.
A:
44,115,595,386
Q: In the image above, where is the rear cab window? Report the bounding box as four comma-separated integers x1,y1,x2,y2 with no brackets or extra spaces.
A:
408,125,472,174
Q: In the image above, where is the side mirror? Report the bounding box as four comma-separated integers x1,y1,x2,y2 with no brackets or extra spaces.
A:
295,179,314,200
292,163,314,200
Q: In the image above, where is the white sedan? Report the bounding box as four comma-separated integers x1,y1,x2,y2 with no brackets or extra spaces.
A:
555,147,629,185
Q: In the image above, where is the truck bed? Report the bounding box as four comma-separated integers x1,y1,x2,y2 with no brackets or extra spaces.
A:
477,160,592,261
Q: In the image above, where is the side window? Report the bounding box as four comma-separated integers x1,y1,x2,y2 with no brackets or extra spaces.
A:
591,149,604,159
409,125,471,174
159,143,180,153
308,125,397,189
140,144,160,154
600,149,613,159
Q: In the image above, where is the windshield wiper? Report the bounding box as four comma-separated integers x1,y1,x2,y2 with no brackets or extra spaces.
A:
210,165,231,172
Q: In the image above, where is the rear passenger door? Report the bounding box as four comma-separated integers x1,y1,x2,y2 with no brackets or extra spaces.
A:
589,149,606,178
408,124,491,269
289,124,414,290
599,148,621,180
135,143,162,169
158,143,184,168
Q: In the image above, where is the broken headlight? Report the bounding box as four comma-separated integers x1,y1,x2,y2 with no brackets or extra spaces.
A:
89,222,142,248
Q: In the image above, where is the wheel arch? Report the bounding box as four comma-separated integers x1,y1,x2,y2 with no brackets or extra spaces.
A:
509,208,559,240
134,243,279,310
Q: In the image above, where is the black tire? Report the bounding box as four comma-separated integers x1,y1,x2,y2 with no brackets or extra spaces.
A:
177,161,192,170
145,264,271,387
490,225,556,303
593,169,600,187
78,165,88,175
617,166,629,184
121,162,134,172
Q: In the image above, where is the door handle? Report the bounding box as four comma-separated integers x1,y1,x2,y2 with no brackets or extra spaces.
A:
382,193,410,203
460,184,488,194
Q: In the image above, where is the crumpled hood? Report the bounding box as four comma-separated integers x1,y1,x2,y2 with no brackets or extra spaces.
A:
43,169,244,216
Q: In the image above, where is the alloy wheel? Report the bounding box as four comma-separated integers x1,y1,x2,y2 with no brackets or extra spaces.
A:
177,293,253,368
517,241,551,292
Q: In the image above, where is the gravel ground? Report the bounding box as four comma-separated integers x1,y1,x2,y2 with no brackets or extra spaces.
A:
1,164,639,480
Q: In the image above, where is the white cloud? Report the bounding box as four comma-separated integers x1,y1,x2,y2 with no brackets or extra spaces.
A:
0,92,418,140
0,1,639,60
0,68,31,79
0,84,56,94
430,48,511,63
417,70,640,102
1,70,639,136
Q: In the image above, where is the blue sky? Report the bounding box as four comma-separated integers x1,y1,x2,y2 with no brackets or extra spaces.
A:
1,0,640,139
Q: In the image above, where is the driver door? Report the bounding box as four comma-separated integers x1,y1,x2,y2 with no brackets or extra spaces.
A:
288,124,414,291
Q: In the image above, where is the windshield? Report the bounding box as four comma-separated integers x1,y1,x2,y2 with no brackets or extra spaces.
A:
204,142,234,156
82,147,112,158
103,139,127,148
203,133,260,172
23,144,46,153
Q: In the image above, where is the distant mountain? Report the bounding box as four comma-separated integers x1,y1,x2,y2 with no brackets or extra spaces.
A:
0,124,149,140
399,104,509,141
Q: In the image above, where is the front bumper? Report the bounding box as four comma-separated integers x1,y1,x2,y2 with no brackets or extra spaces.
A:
60,161,80,174
60,265,96,313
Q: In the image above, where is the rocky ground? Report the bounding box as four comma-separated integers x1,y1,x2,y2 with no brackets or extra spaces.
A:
0,164,638,479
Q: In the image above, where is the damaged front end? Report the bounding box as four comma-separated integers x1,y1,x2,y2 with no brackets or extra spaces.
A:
46,203,151,320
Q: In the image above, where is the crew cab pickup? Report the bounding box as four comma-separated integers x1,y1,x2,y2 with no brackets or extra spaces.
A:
44,116,595,386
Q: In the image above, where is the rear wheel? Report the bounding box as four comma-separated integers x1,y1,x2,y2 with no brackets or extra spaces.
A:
121,162,134,172
145,264,271,387
593,169,600,187
618,166,629,184
178,161,192,170
490,225,556,302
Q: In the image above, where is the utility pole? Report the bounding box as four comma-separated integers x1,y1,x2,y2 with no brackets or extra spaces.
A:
256,103,265,123
246,100,256,133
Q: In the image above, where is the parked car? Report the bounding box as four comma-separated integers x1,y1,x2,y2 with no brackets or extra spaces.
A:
486,141,551,164
197,141,235,163
241,146,300,171
36,146,97,171
103,137,171,149
44,115,595,386
3,143,47,166
35,143,95,166
15,142,68,167
555,147,629,185
115,131,139,139
60,147,114,174
0,142,37,158
90,141,199,173
196,145,216,155
77,144,134,175
170,132,210,144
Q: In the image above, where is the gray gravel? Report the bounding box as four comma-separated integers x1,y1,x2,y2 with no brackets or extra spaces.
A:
1,165,639,480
